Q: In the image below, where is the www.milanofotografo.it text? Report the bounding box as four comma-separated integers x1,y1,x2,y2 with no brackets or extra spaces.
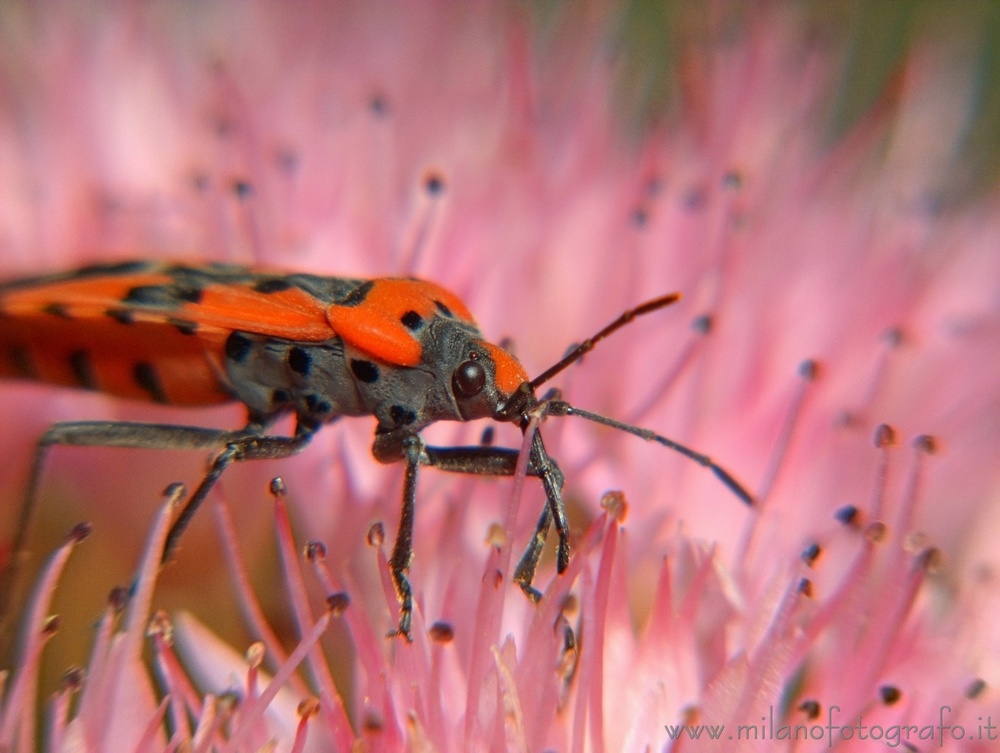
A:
664,706,996,748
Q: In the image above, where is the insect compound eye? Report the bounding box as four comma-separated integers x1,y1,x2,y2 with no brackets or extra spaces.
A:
452,360,486,398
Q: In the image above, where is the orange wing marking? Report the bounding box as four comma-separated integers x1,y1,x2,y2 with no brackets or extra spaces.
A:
327,279,475,366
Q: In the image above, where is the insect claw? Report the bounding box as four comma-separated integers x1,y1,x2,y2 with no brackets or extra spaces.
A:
513,503,553,601
519,583,543,604
387,615,413,643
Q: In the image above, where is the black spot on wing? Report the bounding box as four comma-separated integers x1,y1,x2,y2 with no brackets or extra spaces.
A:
168,317,198,335
7,346,37,378
68,350,98,390
165,263,250,283
287,346,312,375
122,285,166,305
175,285,204,303
350,358,379,383
43,303,73,319
340,281,375,307
253,278,293,294
73,260,153,279
400,310,423,330
133,362,168,403
434,300,453,318
275,274,364,303
105,308,135,325
123,284,203,307
225,332,253,363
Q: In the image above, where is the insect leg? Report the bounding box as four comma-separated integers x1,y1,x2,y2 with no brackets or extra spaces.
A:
0,420,313,652
512,505,553,603
0,422,246,632
386,434,422,642
162,424,317,564
406,434,568,605
517,430,568,601
371,428,570,636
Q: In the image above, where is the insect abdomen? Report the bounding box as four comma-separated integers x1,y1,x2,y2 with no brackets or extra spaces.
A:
0,313,233,406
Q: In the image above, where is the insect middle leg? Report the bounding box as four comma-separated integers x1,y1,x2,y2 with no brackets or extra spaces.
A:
0,419,315,656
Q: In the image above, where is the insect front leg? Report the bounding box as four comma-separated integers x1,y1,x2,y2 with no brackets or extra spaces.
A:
385,433,423,642
371,427,568,638
426,432,569,602
414,435,568,601
512,430,567,602
427,431,568,603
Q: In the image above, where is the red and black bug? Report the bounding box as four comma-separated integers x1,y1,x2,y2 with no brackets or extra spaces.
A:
0,260,752,640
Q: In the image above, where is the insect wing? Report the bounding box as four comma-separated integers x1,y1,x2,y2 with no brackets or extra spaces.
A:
0,262,334,405
0,263,335,339
326,278,477,367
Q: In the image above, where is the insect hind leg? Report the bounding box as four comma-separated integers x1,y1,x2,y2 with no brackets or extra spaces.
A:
0,418,314,660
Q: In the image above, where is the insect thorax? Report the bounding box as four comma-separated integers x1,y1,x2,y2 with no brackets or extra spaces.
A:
223,314,491,432
223,332,365,425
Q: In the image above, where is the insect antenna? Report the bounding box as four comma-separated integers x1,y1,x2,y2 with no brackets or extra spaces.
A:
544,400,754,505
528,293,682,391
527,292,753,506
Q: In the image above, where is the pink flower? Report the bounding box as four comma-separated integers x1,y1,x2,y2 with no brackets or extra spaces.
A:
1,1,999,751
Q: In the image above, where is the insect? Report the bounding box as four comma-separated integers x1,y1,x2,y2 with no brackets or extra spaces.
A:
0,260,752,641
